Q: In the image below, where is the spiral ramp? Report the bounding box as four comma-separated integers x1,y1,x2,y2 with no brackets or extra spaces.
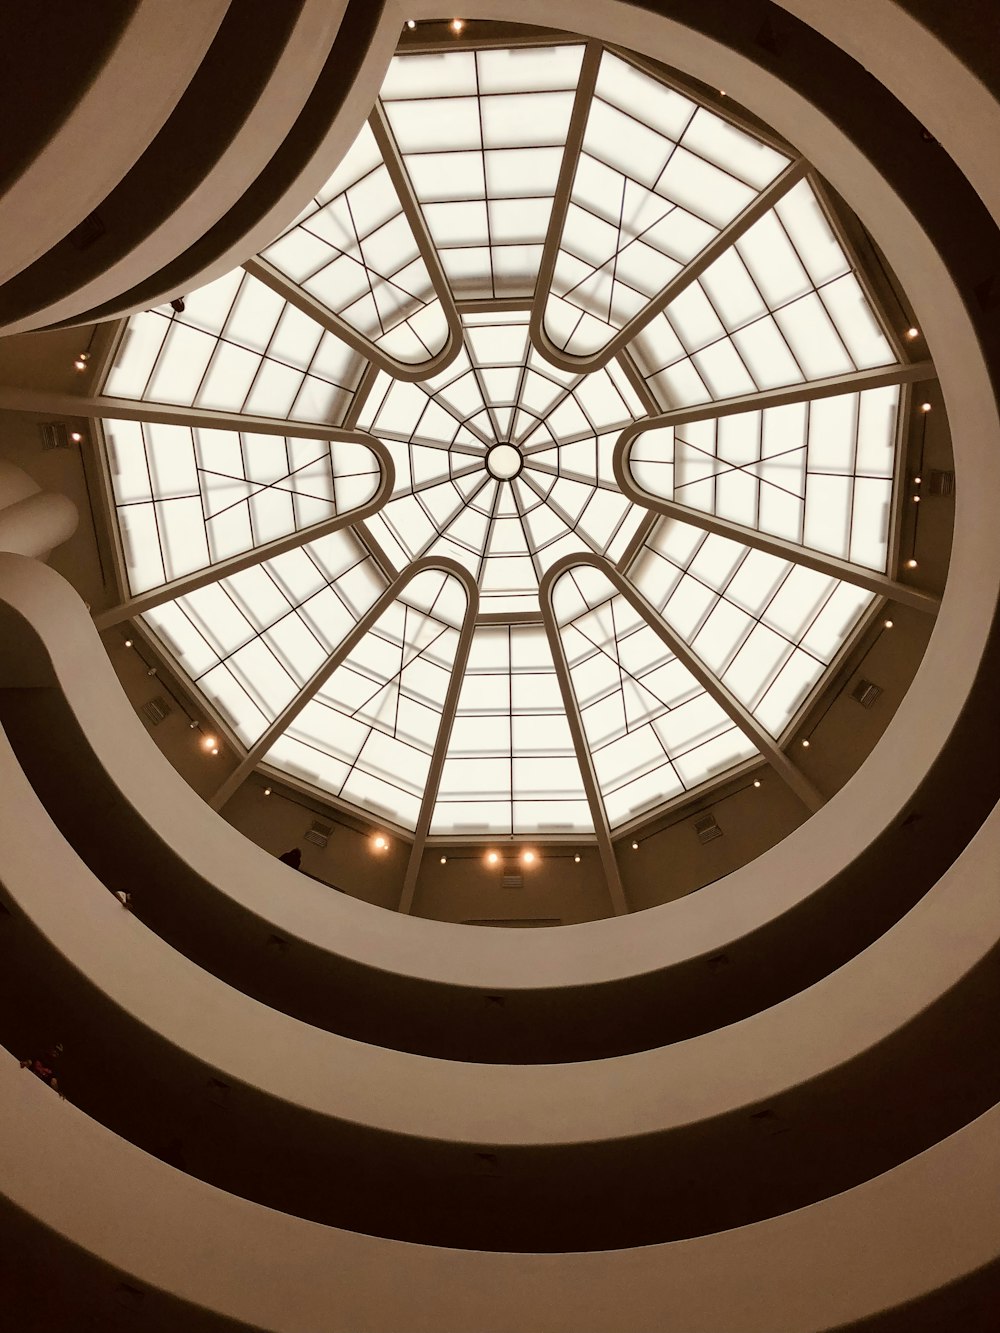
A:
0,2,998,1329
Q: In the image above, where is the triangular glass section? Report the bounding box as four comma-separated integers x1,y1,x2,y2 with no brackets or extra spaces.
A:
541,52,791,359
552,563,758,826
259,120,451,369
263,569,470,831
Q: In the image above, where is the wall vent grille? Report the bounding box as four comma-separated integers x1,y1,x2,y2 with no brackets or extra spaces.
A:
501,873,523,889
38,421,70,450
140,696,171,726
304,820,333,848
693,812,722,844
850,678,883,709
925,469,954,497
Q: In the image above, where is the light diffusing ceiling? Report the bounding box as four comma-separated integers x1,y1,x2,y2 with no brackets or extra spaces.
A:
98,33,921,858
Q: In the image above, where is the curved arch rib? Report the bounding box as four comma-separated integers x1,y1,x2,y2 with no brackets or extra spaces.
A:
539,556,630,917
66,405,396,627
209,556,476,812
245,108,463,384
397,568,480,914
541,551,823,817
613,362,940,613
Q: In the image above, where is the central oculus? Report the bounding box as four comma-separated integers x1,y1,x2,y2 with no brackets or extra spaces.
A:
486,442,523,480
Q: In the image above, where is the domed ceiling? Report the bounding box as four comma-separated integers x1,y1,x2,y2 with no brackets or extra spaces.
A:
97,35,929,850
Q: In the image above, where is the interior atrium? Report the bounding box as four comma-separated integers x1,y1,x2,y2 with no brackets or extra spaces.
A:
0,3,997,1330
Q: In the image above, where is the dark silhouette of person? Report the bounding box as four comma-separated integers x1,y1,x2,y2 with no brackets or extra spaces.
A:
21,1043,63,1095
278,847,302,869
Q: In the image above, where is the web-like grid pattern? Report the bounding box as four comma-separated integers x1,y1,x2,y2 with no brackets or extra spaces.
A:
357,310,648,612
99,35,913,844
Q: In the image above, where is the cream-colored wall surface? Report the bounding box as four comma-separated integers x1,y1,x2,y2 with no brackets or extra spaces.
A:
0,2,230,290
0,413,103,602
3,1050,999,1332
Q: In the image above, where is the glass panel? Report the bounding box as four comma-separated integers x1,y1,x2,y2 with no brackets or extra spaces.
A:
433,623,592,835
631,179,896,408
543,50,789,358
142,530,387,745
263,569,469,831
382,45,585,300
552,563,757,825
103,419,383,595
629,386,900,572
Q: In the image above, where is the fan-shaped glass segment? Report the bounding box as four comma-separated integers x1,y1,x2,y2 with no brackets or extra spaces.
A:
259,121,451,368
357,310,648,611
103,269,367,423
630,521,875,736
628,385,900,572
104,418,383,595
261,569,469,830
432,623,592,835
630,179,896,408
542,51,790,359
140,531,387,746
552,564,758,826
381,44,585,299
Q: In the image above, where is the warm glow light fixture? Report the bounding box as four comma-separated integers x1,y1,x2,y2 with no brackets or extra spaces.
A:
450,17,464,32
521,850,536,865
905,327,919,340
884,619,894,629
486,850,499,865
921,402,932,413
905,558,919,569
373,834,388,851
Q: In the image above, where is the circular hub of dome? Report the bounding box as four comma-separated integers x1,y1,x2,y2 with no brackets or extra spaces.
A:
485,443,523,480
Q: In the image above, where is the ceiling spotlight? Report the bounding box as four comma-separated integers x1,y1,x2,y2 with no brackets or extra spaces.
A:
914,476,922,484
406,18,416,27
145,666,157,677
210,746,219,756
123,638,133,648
450,17,465,32
884,619,894,629
73,351,91,372
522,850,536,865
920,402,932,413
264,787,272,796
373,834,388,851
631,841,639,850
486,850,499,865
801,738,811,748
753,779,762,788
201,734,218,751
69,431,83,443
912,494,921,502
440,855,447,864
188,719,199,729
574,854,581,863
169,297,186,314
905,558,919,569
905,326,919,340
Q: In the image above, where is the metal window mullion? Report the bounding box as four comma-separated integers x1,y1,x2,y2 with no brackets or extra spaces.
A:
543,552,822,813
398,573,480,913
539,570,629,914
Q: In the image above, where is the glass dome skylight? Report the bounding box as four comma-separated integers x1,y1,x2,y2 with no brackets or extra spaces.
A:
96,33,931,888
